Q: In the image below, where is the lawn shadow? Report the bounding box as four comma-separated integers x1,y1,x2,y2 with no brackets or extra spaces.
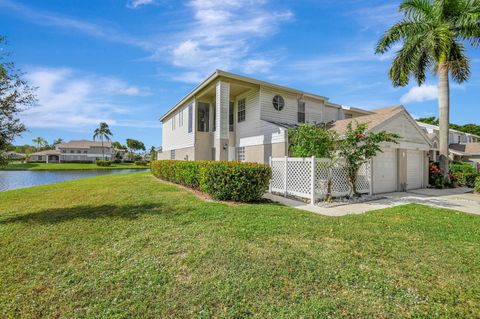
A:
0,203,188,225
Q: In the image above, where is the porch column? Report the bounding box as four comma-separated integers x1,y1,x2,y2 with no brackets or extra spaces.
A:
214,80,230,161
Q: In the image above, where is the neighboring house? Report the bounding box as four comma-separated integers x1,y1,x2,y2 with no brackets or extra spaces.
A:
417,122,480,166
29,140,116,163
158,70,433,193
5,151,26,160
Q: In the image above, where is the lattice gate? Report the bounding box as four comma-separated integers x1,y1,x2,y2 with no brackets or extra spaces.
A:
269,157,372,204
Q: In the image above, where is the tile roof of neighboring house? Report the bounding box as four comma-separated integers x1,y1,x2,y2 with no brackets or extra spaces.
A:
58,140,112,149
449,143,480,155
30,150,61,156
328,106,404,135
6,151,26,156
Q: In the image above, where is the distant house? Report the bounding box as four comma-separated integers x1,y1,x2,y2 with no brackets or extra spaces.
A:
418,122,480,167
29,140,118,163
5,151,26,160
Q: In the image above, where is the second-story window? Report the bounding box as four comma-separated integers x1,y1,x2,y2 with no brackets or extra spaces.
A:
179,109,183,127
238,98,246,123
298,101,305,123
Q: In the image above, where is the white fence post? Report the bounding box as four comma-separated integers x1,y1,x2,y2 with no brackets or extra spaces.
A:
284,156,288,196
268,156,272,193
310,156,316,205
369,158,374,195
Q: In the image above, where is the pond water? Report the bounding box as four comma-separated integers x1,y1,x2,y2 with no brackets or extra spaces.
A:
0,169,149,191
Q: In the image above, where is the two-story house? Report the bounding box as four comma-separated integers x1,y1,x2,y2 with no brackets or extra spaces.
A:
29,140,116,163
158,70,373,163
158,70,433,193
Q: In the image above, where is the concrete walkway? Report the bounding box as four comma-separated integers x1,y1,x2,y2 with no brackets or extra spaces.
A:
264,188,480,216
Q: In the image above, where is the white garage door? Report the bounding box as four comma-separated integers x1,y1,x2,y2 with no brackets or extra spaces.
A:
407,150,423,190
373,148,397,194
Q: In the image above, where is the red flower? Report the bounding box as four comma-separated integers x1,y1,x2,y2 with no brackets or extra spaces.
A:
356,133,365,139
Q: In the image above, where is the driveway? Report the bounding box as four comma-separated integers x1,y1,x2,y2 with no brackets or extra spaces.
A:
265,188,480,216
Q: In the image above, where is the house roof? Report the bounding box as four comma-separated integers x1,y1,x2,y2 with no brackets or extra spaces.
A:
328,106,404,135
30,150,61,156
160,70,335,121
417,122,480,139
449,143,480,155
58,140,112,149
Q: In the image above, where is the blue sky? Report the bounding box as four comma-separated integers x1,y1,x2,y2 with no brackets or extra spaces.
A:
2,0,479,149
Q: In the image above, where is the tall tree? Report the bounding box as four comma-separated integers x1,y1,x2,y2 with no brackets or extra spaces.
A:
126,138,145,160
52,138,64,147
32,137,47,150
93,122,113,160
375,0,480,180
0,36,36,165
150,146,157,161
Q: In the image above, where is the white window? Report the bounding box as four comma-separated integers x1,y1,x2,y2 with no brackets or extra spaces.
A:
179,109,184,127
236,147,245,162
171,114,176,130
238,99,246,122
170,150,175,160
298,101,305,123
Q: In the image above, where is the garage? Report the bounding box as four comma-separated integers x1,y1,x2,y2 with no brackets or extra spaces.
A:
373,148,398,194
407,150,423,190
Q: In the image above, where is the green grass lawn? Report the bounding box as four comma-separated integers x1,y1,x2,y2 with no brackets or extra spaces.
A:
0,162,149,170
0,172,479,318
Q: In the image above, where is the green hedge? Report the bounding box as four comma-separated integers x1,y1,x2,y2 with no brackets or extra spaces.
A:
475,176,480,194
135,160,148,166
96,160,112,167
151,160,271,202
450,163,476,174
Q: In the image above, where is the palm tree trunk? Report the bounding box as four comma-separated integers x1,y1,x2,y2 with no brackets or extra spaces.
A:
101,136,105,161
438,61,450,180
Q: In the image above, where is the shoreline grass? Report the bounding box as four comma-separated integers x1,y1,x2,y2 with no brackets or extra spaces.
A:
0,172,479,318
0,162,149,170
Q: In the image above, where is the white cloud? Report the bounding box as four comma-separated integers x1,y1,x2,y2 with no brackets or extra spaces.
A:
22,67,151,129
400,85,438,104
155,0,293,78
127,0,156,9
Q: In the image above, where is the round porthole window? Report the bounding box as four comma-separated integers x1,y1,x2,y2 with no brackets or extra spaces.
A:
272,95,285,111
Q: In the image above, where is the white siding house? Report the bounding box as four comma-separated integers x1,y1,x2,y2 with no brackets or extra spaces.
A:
157,70,432,191
158,70,371,164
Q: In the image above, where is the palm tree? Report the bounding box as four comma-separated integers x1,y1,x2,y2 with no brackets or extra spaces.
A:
375,0,480,179
53,138,64,146
93,122,113,160
32,137,46,151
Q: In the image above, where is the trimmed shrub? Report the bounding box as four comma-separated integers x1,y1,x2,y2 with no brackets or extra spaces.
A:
135,160,148,166
96,160,112,167
475,176,480,194
199,161,272,202
151,160,271,202
151,160,202,189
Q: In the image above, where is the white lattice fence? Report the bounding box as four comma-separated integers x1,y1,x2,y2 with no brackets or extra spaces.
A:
269,157,372,204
